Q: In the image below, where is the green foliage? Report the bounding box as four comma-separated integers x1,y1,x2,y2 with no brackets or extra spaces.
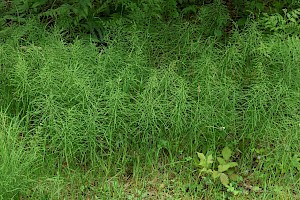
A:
0,112,39,199
196,0,230,37
0,0,211,42
1,0,125,42
233,0,300,16
1,18,300,198
2,0,300,42
291,154,300,171
197,153,214,173
232,0,300,28
260,8,300,35
196,147,241,193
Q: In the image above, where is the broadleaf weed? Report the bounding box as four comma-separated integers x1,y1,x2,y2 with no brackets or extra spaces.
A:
196,147,242,195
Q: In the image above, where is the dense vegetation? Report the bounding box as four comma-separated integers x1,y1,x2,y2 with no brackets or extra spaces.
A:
1,0,300,199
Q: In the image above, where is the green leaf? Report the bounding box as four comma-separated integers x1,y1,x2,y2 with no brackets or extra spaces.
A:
197,152,206,167
218,162,237,172
222,147,232,161
200,168,213,174
207,154,214,164
197,152,213,169
226,184,235,192
219,173,229,186
197,152,206,161
289,18,297,23
32,0,47,8
217,157,226,165
291,12,298,19
212,170,220,179
227,162,238,168
226,168,235,175
294,9,300,15
228,173,241,182
218,164,230,172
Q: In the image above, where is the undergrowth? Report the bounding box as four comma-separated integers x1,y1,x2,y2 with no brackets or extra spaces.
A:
0,18,300,199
